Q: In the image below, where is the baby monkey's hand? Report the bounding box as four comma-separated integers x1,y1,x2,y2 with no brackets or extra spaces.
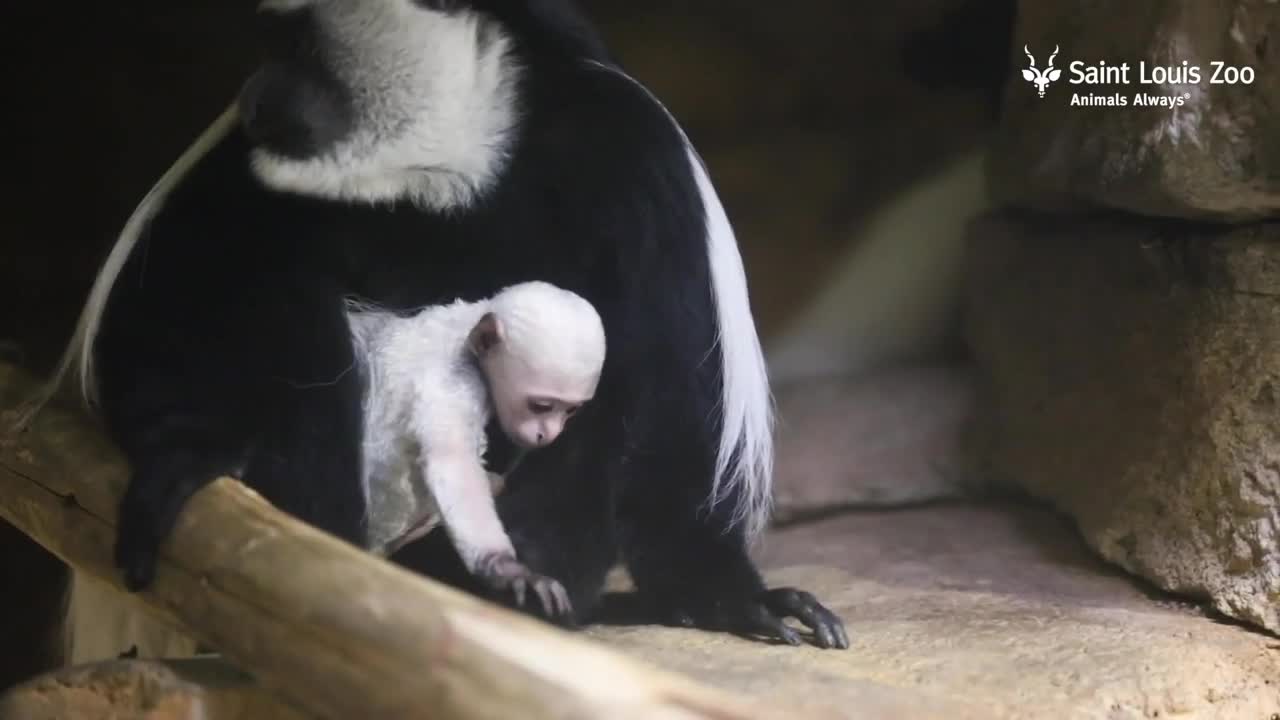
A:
475,551,573,620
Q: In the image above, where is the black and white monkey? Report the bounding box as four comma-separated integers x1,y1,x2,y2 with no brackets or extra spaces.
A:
38,0,848,649
355,280,607,619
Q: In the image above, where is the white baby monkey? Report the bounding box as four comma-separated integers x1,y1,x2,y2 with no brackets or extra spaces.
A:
348,281,606,618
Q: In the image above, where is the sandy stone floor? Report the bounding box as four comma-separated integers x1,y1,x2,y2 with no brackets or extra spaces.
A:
587,501,1280,720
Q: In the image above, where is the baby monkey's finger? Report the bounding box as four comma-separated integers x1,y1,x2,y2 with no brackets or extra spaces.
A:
549,582,572,617
510,577,528,607
532,580,558,616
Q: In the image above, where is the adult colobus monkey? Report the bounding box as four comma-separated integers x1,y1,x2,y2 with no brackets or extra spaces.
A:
42,0,847,649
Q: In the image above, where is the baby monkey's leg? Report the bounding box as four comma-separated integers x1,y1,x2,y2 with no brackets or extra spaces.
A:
381,512,439,557
423,455,571,618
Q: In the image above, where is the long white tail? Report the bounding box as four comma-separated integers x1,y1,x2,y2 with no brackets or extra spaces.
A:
13,104,240,430
689,148,777,540
585,61,776,541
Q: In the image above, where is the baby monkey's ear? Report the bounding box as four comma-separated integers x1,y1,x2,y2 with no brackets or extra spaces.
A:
467,312,505,356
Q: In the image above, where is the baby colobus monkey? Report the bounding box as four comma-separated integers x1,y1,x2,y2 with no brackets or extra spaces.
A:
349,281,605,618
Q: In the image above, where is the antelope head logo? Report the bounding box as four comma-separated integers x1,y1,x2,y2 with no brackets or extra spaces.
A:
1022,45,1061,97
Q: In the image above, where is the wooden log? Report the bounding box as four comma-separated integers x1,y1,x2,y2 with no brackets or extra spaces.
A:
0,363,798,720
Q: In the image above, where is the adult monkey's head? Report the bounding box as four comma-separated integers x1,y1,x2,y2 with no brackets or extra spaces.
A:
238,0,537,212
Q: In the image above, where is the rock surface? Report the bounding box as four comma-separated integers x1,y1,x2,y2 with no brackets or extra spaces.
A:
592,503,1280,719
14,503,1279,719
770,362,981,523
964,212,1280,634
992,0,1280,222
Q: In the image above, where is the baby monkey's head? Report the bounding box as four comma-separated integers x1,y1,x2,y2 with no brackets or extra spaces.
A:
468,282,606,450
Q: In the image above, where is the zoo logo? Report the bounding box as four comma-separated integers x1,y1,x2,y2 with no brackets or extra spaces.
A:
1022,45,1062,98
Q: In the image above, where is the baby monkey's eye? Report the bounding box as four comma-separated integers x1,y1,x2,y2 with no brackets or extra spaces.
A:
528,399,555,415
564,405,580,417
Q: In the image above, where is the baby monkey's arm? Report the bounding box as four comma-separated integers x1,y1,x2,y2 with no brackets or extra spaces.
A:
418,436,571,619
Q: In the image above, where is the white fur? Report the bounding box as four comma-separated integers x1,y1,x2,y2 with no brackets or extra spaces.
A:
585,61,776,541
351,299,492,555
249,1,522,212
350,281,605,563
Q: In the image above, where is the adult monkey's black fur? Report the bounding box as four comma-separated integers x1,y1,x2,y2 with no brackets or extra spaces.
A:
38,0,848,649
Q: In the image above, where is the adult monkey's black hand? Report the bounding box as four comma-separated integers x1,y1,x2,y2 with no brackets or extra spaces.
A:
668,587,850,650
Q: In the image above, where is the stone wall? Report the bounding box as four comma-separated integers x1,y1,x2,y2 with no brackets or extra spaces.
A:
991,0,1280,222
967,215,1280,632
966,0,1280,632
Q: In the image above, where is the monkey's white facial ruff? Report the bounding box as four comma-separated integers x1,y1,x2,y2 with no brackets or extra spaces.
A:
243,0,521,212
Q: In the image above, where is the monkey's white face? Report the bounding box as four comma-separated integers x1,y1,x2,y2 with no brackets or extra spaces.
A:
480,347,598,450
